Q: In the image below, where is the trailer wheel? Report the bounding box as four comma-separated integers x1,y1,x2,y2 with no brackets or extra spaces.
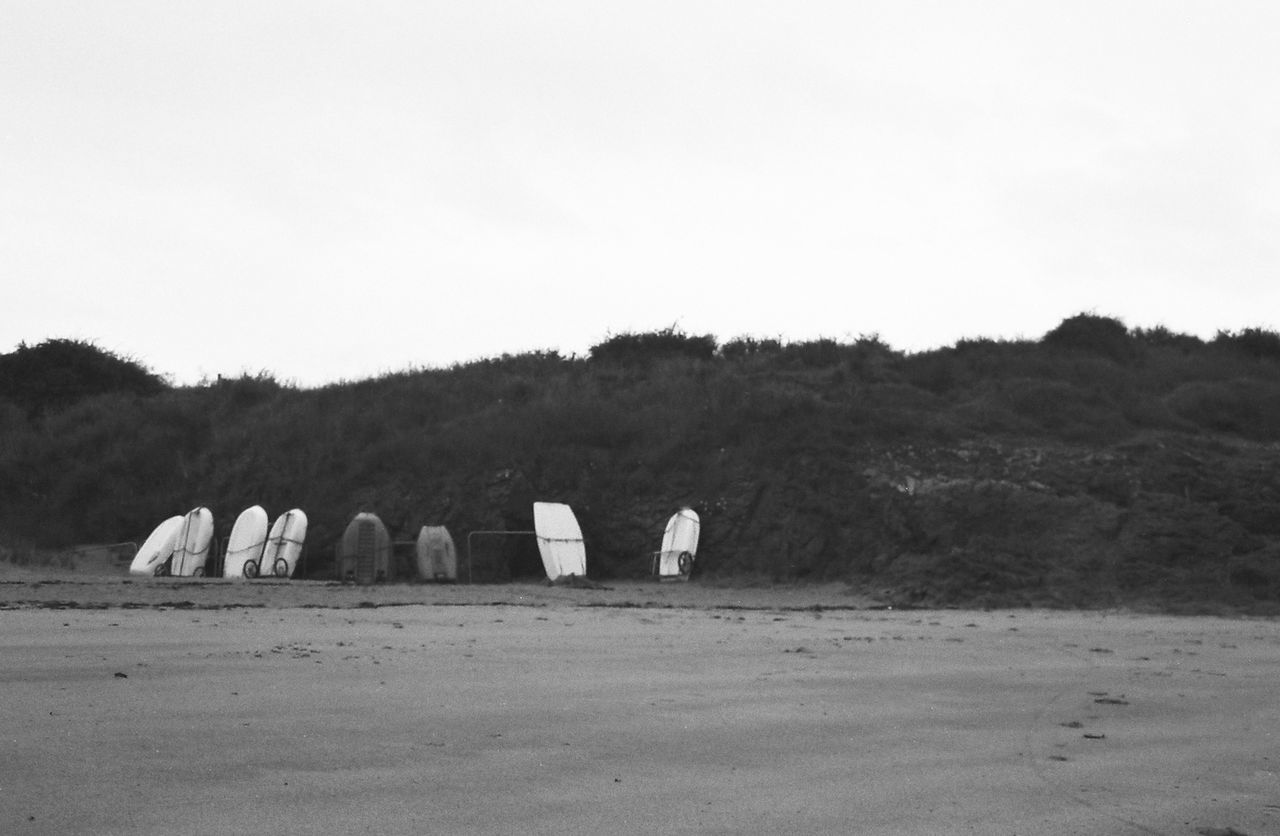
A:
678,552,693,575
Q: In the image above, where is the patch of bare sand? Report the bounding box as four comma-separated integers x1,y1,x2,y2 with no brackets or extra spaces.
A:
0,577,1277,835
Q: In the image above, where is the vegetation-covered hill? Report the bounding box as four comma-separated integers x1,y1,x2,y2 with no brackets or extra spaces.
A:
3,318,1280,612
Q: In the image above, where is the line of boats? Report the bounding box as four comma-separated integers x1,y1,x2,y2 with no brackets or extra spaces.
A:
128,503,701,584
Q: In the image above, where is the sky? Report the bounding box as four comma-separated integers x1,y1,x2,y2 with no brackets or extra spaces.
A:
4,2,1279,386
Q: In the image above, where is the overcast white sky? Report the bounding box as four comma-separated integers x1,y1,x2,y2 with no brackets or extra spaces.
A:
4,2,1279,386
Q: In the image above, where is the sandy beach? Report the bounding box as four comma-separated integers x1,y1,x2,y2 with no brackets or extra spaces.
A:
1,572,1276,835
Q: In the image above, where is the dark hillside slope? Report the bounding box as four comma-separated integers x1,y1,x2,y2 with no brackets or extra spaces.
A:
2,318,1279,611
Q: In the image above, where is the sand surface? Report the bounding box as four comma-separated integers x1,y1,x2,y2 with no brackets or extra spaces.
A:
1,573,1277,835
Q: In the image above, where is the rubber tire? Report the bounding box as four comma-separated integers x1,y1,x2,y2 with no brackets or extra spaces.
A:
244,560,259,579
274,557,289,578
678,552,693,575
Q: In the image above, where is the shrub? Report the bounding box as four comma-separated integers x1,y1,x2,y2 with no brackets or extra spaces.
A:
899,350,956,394
1213,328,1280,361
0,338,167,416
210,371,285,409
844,334,901,382
1166,379,1280,440
1041,313,1135,362
949,337,1049,382
471,350,566,373
1133,325,1204,352
952,391,1038,435
589,328,717,364
780,338,843,368
1227,548,1280,600
719,336,783,360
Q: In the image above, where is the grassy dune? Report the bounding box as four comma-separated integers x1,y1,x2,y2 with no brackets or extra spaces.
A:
3,317,1280,610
